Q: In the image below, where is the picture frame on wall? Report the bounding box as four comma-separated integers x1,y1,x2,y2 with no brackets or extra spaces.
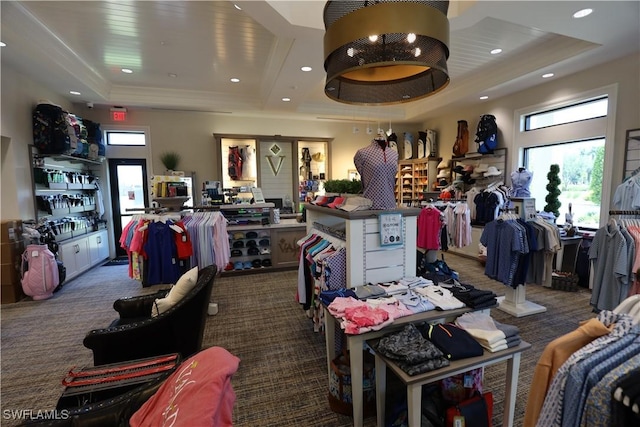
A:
348,169,360,181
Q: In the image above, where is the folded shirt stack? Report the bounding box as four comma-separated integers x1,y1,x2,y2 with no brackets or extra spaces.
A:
454,311,521,352
326,296,406,334
399,276,434,289
377,281,409,295
353,283,386,299
438,279,498,309
413,285,466,310
373,323,450,376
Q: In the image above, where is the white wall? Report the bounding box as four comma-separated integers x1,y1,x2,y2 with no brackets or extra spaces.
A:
1,66,74,220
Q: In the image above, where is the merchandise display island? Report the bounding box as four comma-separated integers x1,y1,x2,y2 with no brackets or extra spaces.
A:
304,203,421,287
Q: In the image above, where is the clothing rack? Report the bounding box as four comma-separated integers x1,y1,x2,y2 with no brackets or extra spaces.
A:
188,205,222,211
609,210,640,215
495,212,548,318
311,222,346,241
126,207,169,214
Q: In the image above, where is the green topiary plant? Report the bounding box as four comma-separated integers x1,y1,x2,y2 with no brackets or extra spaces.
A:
544,164,562,217
159,151,181,171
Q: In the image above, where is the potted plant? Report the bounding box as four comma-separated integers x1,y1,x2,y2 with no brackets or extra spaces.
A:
159,151,181,173
323,179,362,195
544,164,562,218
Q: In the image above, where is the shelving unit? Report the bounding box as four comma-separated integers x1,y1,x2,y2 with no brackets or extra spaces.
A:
219,203,306,274
395,157,441,206
29,145,109,280
450,148,507,193
297,141,328,210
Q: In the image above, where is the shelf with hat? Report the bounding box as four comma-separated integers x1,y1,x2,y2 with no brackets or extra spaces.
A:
395,157,441,207
224,229,274,273
451,148,507,192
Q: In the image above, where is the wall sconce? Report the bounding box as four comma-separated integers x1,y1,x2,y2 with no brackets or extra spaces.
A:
323,1,450,105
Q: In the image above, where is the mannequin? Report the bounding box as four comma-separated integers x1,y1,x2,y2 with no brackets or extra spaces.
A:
353,133,399,209
511,167,533,197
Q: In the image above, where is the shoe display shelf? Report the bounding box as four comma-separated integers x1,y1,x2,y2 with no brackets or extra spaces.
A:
395,157,441,207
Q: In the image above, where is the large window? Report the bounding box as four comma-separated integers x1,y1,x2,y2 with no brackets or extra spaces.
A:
106,130,146,146
524,97,608,130
514,86,616,229
524,138,605,229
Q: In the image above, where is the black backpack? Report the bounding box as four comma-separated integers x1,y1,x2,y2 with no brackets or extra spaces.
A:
32,103,70,155
475,115,498,154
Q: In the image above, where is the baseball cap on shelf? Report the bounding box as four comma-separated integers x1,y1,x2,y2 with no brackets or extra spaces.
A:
338,196,373,212
232,240,244,248
245,231,258,239
232,232,244,240
437,169,449,179
484,166,502,177
248,247,260,255
231,249,243,257
463,164,474,173
437,159,450,169
475,163,489,173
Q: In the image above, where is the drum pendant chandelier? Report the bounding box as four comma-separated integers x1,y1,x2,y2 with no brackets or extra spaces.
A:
323,1,450,105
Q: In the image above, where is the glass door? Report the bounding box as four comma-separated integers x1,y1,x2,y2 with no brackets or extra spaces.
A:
108,158,149,257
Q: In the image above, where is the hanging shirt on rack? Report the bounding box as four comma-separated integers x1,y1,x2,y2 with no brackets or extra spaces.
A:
613,177,640,210
417,206,443,250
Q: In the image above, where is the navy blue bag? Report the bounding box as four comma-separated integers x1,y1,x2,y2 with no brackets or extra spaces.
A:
32,103,70,155
475,115,498,154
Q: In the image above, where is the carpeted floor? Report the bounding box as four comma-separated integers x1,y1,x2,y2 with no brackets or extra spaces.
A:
0,253,594,426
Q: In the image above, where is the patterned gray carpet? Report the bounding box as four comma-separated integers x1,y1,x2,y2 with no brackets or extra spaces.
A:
0,253,594,426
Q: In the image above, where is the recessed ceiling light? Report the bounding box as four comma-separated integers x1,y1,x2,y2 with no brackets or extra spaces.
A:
573,8,593,19
479,95,488,100
542,73,554,79
0,42,6,47
490,48,502,55
234,4,242,10
168,73,177,78
121,68,133,74
301,66,312,72
230,78,240,83
282,97,291,102
69,91,81,96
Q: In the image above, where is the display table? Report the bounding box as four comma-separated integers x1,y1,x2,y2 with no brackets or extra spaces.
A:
369,340,531,427
323,305,495,427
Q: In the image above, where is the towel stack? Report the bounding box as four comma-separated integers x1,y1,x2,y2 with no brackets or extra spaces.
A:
454,312,521,352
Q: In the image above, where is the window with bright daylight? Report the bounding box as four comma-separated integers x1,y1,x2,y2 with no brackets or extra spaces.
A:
106,130,146,146
522,97,607,230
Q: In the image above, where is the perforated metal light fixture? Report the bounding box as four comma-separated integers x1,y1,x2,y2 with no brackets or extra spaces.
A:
323,1,450,105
